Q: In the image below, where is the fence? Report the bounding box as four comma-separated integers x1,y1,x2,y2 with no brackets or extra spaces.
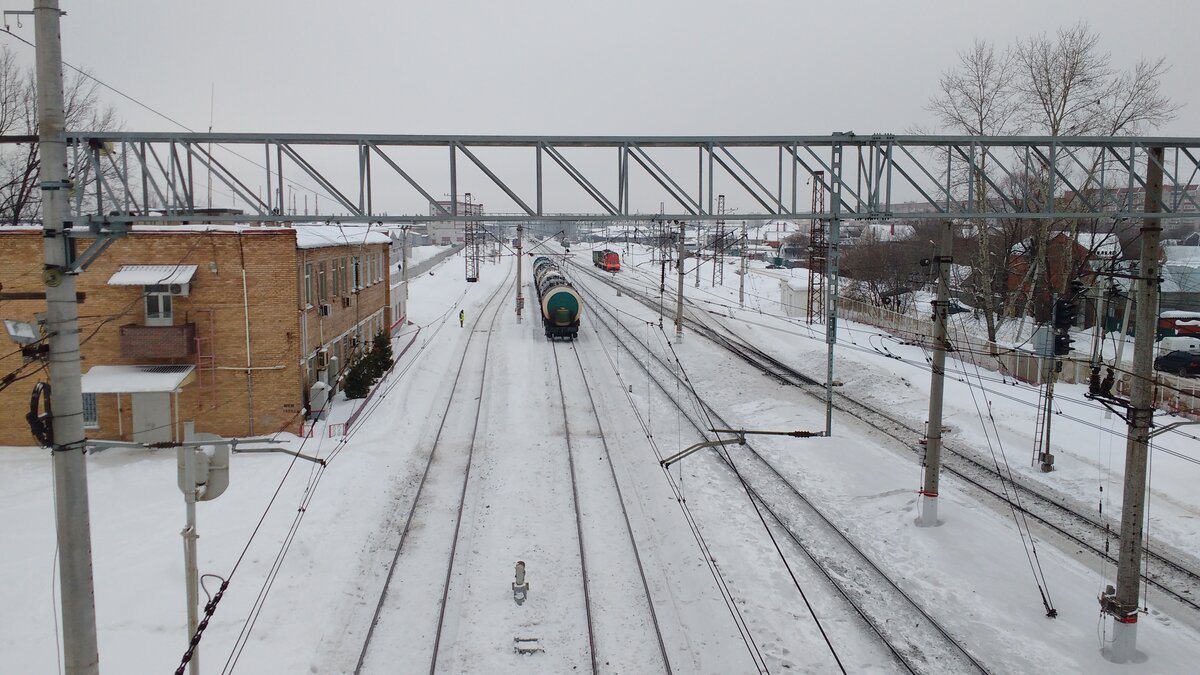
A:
406,244,463,278
782,281,1200,418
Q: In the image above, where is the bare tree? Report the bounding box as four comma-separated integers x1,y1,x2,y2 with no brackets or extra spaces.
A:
1012,23,1176,335
928,39,1021,138
1013,22,1177,138
841,226,934,314
927,39,1020,344
0,45,119,225
926,23,1179,342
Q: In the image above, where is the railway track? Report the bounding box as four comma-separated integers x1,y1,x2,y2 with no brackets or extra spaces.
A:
354,269,513,674
549,340,673,674
571,257,1200,617
575,275,989,674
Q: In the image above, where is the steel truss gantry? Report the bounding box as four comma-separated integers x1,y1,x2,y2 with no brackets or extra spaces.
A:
53,133,1200,226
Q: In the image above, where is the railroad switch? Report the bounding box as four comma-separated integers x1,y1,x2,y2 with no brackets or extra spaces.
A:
512,560,529,605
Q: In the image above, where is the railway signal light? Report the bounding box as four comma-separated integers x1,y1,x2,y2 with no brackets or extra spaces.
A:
1054,298,1078,331
1053,332,1074,356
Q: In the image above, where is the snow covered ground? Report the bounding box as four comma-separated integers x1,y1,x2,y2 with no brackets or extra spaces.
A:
3,243,1200,673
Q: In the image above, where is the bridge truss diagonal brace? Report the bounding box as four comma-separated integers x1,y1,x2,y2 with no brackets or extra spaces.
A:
541,142,620,215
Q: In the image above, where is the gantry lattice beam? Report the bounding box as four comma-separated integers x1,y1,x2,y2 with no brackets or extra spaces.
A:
45,133,1200,224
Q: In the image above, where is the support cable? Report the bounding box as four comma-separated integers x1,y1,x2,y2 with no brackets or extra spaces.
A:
947,312,1057,617
588,313,769,673
656,323,846,673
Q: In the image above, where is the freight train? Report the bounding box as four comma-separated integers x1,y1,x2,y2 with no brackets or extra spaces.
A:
532,255,582,340
592,249,621,272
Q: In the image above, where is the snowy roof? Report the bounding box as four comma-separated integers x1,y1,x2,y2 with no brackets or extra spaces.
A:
107,265,197,286
1164,245,1200,268
1008,231,1123,257
81,365,195,394
856,222,914,242
1076,232,1120,257
2,223,389,251
292,225,392,249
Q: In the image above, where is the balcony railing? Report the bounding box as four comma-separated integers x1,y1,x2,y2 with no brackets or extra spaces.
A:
119,323,196,359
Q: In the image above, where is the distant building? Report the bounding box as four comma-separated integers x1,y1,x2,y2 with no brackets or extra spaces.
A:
427,198,485,245
0,224,391,446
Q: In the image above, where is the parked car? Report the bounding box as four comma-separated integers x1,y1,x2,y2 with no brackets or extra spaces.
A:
1153,350,1200,377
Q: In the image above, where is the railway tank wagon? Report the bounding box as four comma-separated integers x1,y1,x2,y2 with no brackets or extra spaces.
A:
532,255,582,340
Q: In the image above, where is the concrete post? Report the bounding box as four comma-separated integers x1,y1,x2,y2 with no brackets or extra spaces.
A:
37,2,101,672
180,446,200,675
675,222,685,340
918,220,953,527
516,222,524,321
824,144,844,436
1104,146,1164,662
739,221,746,307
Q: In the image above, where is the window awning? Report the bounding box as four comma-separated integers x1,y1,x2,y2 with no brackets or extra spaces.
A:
81,365,195,393
107,265,197,286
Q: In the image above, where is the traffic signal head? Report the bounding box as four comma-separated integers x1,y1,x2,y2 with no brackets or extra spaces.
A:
1054,298,1078,331
1070,278,1086,298
1053,332,1074,356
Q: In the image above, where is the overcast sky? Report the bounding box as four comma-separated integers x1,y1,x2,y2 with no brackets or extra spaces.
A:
32,0,1194,137
3,1,1196,217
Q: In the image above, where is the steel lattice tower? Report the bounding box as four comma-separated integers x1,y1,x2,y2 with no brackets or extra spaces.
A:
806,171,826,323
464,192,481,282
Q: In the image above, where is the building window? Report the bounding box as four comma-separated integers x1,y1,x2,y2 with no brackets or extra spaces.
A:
331,258,340,297
352,256,361,289
144,285,173,326
318,261,327,301
82,393,98,428
303,262,313,306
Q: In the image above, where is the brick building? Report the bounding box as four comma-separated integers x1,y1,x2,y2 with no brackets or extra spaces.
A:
0,224,390,446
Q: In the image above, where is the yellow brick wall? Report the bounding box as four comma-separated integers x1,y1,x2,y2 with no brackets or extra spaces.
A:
0,228,389,446
297,243,392,390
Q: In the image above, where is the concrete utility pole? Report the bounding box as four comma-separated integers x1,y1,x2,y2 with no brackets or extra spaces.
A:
675,221,686,340
1038,292,1059,473
516,222,524,321
180,446,201,675
918,220,954,527
36,1,101,672
1102,146,1164,662
823,146,844,436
